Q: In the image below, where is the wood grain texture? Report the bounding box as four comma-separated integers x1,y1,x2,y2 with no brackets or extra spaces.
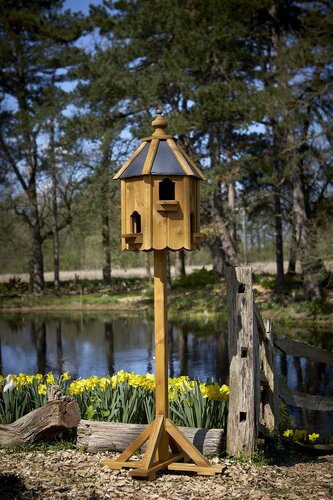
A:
274,336,333,366
279,384,333,411
0,398,80,446
153,250,169,461
260,319,279,431
77,420,224,455
226,266,260,455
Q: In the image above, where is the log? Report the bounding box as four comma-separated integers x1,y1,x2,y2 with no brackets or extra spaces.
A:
0,397,81,447
77,420,224,455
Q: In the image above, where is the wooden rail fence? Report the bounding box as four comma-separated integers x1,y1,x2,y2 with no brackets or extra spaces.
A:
226,265,333,456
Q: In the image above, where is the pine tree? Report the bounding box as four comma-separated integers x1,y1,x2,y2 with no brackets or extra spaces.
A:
0,0,85,292
248,0,333,298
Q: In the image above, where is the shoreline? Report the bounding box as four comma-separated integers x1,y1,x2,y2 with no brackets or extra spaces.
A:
0,261,312,283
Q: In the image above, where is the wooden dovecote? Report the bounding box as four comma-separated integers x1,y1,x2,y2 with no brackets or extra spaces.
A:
114,109,206,251
104,110,224,481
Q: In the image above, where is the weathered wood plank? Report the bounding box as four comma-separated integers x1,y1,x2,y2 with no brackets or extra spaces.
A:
279,384,333,411
225,266,260,456
0,398,81,447
254,303,266,341
274,336,333,366
77,420,224,455
260,319,279,432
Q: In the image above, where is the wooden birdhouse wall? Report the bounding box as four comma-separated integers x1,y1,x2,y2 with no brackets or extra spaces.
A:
121,175,202,251
120,178,152,251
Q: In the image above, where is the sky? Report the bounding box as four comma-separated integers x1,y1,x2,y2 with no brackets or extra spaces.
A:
64,0,102,14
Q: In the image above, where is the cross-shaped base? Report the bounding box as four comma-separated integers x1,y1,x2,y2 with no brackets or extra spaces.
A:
101,415,224,481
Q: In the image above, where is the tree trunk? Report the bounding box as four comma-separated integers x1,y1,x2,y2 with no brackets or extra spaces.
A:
100,138,112,285
287,221,297,275
274,191,284,292
0,398,81,447
210,190,238,267
145,253,152,281
227,181,237,248
50,121,60,290
102,212,111,285
292,163,328,300
174,250,186,278
208,132,238,268
28,186,45,294
211,236,225,277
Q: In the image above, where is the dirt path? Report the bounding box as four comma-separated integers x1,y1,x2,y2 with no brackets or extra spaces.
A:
0,262,306,283
0,449,332,499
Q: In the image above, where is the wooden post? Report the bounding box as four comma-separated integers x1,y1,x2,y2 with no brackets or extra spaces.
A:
153,249,169,460
225,266,260,456
101,249,223,479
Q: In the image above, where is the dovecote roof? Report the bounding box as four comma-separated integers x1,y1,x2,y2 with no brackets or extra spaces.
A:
113,110,206,181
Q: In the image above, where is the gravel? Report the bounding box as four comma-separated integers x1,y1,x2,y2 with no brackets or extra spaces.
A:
0,449,332,499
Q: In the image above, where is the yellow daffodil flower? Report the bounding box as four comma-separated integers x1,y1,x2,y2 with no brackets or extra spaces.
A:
46,372,55,385
38,384,47,395
308,433,319,443
62,371,71,381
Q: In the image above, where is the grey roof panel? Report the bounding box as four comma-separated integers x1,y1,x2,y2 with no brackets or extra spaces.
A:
119,143,149,178
151,141,184,176
118,138,202,179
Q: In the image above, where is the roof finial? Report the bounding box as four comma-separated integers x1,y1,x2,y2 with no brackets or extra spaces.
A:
152,108,168,137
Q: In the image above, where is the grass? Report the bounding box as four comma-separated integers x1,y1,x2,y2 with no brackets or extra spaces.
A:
1,269,332,329
1,435,76,454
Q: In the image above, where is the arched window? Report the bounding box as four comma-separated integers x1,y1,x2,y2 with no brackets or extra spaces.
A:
159,178,175,200
131,211,141,233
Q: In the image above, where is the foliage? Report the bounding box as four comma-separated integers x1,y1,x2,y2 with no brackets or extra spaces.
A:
1,0,332,298
0,371,229,431
279,400,322,445
169,378,229,429
282,429,320,445
172,269,218,290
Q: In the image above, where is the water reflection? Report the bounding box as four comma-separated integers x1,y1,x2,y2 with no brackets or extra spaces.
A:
0,313,332,438
276,350,333,440
0,313,228,382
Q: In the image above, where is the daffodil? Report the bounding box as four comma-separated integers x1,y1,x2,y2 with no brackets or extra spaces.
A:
283,429,294,438
62,371,71,381
308,433,319,443
3,374,16,392
99,377,110,391
69,379,86,395
46,372,55,385
220,384,230,400
38,384,47,395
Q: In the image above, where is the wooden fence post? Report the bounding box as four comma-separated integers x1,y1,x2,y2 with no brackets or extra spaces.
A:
225,266,260,456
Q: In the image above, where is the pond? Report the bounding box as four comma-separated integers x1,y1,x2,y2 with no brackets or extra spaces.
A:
0,313,229,382
0,312,332,440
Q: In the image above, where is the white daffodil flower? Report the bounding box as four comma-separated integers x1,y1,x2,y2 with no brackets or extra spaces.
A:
3,374,16,392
